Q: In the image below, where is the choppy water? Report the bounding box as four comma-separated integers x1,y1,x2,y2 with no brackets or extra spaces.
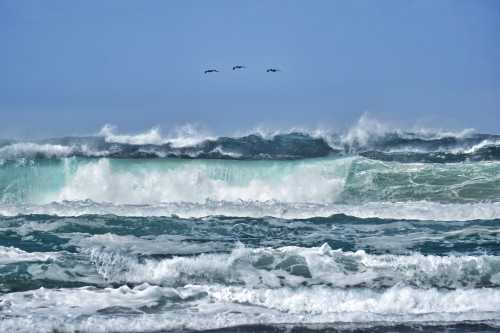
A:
1,125,500,332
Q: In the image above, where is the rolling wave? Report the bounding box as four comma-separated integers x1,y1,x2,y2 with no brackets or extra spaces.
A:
2,283,500,333
9,242,500,291
86,243,500,289
1,157,498,207
1,120,500,162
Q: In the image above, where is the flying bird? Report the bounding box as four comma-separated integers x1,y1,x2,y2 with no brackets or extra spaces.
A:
266,68,280,73
204,69,219,74
232,65,246,70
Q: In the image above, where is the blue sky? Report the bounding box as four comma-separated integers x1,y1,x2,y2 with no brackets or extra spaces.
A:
1,0,500,138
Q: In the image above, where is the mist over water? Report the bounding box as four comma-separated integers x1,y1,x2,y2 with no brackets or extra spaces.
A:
1,118,500,332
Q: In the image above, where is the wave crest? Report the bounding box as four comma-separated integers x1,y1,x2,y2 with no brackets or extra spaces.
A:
1,116,498,162
86,243,500,289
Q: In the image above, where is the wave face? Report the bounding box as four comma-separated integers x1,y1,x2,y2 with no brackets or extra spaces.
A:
1,124,500,332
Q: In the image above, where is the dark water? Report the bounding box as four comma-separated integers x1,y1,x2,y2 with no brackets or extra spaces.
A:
1,129,500,332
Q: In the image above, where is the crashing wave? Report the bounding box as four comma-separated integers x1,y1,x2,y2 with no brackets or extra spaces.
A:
1,156,499,206
0,116,498,162
2,283,500,333
85,243,500,289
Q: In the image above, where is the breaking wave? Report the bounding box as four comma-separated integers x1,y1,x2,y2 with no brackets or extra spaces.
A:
2,283,500,333
86,243,500,289
1,118,499,162
1,156,498,207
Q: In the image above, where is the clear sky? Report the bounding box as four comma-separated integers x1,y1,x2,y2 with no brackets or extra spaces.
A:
1,0,500,138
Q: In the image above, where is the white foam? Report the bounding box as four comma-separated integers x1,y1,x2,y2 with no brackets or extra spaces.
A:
166,123,215,148
4,154,500,207
208,145,243,158
452,139,500,154
0,142,110,159
341,113,477,149
2,200,500,221
342,113,389,147
2,284,500,333
1,116,485,161
0,283,168,317
99,124,165,145
0,246,58,264
85,243,500,289
99,124,214,147
95,115,480,154
205,285,500,317
408,127,476,140
48,158,351,205
385,138,500,154
76,233,227,256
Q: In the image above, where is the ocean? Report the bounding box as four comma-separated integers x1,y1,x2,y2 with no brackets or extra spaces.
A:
1,125,500,332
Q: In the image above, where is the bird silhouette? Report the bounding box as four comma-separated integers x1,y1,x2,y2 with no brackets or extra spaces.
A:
232,65,246,70
204,69,219,74
266,68,280,73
